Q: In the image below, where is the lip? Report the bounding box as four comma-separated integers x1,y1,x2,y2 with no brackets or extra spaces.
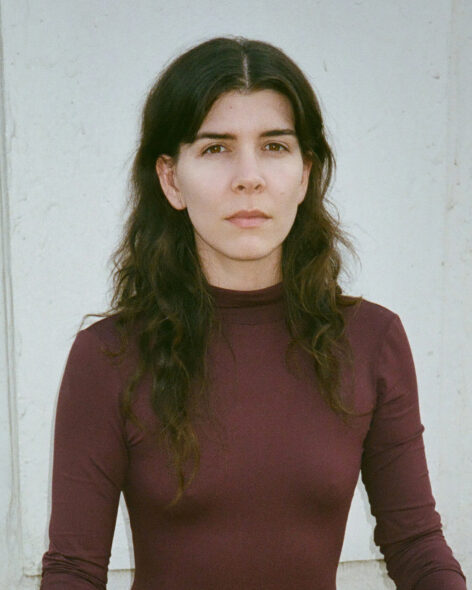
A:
228,217,268,228
226,209,270,229
227,209,269,220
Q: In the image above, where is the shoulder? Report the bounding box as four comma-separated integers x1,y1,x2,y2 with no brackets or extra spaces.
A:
75,314,141,380
55,317,130,442
62,315,124,377
341,296,400,349
59,316,126,381
342,296,416,392
80,314,122,347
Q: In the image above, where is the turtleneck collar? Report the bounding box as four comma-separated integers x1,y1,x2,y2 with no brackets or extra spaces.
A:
207,281,286,325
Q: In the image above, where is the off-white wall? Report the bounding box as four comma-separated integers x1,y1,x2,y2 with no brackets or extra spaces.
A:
0,1,470,588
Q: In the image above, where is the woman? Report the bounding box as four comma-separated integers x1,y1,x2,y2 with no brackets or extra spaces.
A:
40,36,467,589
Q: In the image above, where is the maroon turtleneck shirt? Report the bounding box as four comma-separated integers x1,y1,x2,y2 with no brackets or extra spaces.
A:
40,282,467,590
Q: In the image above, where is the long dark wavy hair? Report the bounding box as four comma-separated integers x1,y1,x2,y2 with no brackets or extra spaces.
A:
82,35,366,509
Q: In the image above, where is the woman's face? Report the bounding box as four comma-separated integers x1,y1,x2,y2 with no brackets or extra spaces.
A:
155,89,312,289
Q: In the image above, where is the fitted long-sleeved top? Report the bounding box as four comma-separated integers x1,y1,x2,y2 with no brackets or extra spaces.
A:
40,282,467,589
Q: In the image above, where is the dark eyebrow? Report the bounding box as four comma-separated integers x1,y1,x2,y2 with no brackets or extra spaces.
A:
193,129,297,142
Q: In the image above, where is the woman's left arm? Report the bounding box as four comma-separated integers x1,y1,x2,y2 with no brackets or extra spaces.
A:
360,313,467,590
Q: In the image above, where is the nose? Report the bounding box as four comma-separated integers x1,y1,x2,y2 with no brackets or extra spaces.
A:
231,150,266,193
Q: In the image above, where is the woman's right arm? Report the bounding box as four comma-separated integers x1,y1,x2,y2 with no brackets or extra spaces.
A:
40,327,129,589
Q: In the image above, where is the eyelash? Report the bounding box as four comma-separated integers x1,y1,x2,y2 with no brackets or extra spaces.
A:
202,142,288,155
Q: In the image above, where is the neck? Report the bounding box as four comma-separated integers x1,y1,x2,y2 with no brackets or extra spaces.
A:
198,251,282,291
207,281,285,325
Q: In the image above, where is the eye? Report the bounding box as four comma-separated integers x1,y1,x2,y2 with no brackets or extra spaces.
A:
202,144,226,155
265,142,288,152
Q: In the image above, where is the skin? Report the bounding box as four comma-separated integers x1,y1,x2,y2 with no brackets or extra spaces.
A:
155,89,312,290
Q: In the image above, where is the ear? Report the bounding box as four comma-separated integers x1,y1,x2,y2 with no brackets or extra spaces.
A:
155,155,186,211
297,156,313,205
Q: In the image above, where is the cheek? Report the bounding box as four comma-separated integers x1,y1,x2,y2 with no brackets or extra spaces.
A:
184,168,225,200
272,159,304,185
178,175,214,213
273,167,306,202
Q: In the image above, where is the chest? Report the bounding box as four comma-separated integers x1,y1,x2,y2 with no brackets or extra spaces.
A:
124,323,374,520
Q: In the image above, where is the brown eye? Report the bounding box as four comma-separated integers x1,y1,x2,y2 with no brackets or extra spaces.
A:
202,144,226,155
265,143,287,152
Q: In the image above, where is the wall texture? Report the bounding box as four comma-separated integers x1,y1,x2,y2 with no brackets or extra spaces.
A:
0,1,470,588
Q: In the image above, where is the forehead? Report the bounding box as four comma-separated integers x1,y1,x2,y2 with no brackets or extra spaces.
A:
198,89,295,131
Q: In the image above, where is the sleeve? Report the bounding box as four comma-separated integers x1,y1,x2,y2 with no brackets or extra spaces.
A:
40,328,129,590
360,314,467,590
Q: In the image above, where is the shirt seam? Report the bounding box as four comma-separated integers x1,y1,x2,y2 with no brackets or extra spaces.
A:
372,312,400,406
222,317,286,325
412,567,467,589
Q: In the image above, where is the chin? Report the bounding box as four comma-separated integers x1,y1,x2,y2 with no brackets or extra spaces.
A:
228,247,278,261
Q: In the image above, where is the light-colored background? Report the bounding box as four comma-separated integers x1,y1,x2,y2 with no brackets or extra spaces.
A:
1,1,470,589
